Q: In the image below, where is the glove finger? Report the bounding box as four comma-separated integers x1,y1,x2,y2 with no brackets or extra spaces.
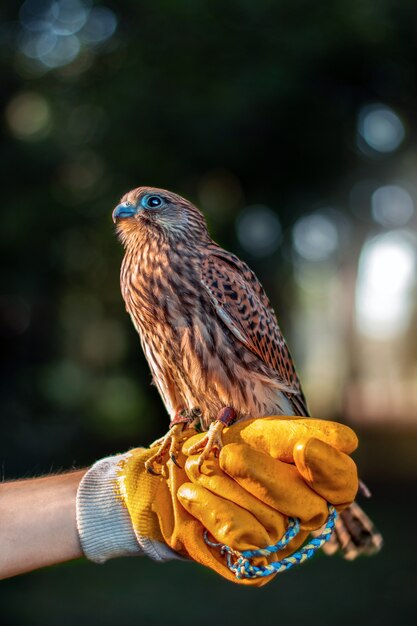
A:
220,417,358,462
183,456,313,559
174,516,274,587
293,437,358,507
177,482,271,552
159,461,273,587
184,455,287,541
220,443,328,530
179,478,311,562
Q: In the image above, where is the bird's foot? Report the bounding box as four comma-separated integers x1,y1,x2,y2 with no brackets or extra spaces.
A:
145,423,186,476
187,407,236,471
146,410,197,476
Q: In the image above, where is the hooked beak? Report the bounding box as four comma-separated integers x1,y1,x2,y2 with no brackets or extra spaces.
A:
112,202,137,222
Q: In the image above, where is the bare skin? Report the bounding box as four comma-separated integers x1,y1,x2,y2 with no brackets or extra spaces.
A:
0,470,86,580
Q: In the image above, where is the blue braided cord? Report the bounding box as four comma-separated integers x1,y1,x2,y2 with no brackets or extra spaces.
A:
203,515,300,556
204,504,337,580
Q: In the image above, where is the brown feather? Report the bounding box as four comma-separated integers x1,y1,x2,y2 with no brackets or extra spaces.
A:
201,249,309,415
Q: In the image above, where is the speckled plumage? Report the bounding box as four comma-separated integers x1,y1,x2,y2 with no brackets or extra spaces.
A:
113,186,382,560
115,186,308,430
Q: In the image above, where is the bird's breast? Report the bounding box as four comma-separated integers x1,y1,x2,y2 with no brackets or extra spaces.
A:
121,247,290,423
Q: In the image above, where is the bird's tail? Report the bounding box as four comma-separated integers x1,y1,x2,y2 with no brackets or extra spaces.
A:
318,501,383,560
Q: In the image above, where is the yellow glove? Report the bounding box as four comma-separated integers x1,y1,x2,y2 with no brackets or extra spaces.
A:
117,416,358,586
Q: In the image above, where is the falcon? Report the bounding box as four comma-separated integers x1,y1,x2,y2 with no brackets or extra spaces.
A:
112,186,382,559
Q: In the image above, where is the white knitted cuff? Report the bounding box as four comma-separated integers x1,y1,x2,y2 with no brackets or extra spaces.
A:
76,453,180,564
76,453,142,563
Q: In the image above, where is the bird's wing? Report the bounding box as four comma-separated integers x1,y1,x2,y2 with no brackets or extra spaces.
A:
201,248,309,416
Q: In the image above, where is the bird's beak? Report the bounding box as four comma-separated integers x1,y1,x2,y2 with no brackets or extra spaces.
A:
112,202,137,223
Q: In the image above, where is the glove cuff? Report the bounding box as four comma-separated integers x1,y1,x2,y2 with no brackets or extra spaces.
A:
76,453,144,563
76,452,180,564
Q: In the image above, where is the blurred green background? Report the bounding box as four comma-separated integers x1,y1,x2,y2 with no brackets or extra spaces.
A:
1,0,417,624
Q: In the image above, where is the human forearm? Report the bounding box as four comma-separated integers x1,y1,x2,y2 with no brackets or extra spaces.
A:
0,416,362,583
0,470,86,579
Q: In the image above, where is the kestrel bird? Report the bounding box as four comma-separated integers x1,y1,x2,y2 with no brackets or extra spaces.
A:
112,186,382,560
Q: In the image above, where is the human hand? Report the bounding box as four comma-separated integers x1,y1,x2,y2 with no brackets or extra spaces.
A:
179,416,358,581
108,416,358,585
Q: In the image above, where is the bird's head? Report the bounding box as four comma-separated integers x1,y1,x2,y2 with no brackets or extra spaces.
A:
112,186,210,247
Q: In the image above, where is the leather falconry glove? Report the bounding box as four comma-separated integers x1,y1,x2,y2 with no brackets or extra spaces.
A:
76,416,358,586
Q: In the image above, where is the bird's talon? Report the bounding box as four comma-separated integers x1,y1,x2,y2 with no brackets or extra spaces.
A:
146,465,161,476
170,454,182,468
144,421,189,475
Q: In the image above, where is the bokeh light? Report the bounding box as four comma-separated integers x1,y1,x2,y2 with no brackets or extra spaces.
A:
292,212,339,262
356,231,416,340
358,104,405,153
79,319,127,367
236,205,282,256
78,7,117,44
40,359,90,409
5,91,51,140
20,0,88,34
17,0,117,70
371,184,414,228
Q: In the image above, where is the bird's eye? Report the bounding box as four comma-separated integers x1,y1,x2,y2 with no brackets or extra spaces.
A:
142,194,164,209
